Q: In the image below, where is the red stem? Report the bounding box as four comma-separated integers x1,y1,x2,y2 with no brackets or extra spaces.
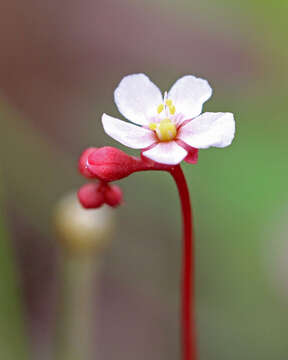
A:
169,165,196,360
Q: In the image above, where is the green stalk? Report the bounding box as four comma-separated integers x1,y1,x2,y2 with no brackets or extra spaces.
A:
55,253,97,360
54,193,115,360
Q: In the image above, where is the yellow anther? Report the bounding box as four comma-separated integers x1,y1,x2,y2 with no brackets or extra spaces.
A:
169,105,176,115
157,104,164,114
165,99,173,106
156,119,177,142
149,123,157,130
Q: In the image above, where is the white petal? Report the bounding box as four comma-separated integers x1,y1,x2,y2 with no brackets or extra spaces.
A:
102,113,156,149
178,112,235,149
114,73,163,125
168,75,212,119
142,141,187,165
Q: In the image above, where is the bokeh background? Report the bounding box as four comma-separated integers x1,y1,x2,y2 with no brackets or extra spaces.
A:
1,0,288,359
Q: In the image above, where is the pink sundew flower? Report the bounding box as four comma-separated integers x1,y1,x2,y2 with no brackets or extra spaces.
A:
102,73,235,165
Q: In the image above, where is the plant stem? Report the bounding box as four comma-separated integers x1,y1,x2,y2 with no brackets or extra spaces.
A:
55,253,97,360
169,165,196,360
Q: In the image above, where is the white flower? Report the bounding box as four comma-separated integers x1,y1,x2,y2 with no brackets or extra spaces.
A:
102,73,235,165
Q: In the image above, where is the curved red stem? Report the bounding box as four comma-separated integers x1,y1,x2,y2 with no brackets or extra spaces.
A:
80,147,197,359
170,165,196,360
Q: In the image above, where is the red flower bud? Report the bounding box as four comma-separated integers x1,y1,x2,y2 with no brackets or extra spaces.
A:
104,185,123,207
87,147,142,182
77,183,104,209
79,147,98,178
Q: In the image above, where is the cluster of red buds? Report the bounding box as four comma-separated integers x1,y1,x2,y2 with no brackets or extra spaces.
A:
78,182,123,209
78,147,125,208
78,146,143,209
78,146,198,209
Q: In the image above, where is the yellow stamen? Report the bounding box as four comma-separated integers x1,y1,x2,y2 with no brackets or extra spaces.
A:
149,118,177,142
169,105,176,115
151,100,177,141
157,104,164,114
149,123,157,130
157,119,177,141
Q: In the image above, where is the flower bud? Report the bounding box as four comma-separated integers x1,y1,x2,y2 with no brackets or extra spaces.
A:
77,183,104,209
54,192,115,254
78,147,98,178
104,185,123,207
87,147,141,182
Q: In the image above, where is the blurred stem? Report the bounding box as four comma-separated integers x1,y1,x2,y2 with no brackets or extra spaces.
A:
169,165,196,360
55,252,98,360
0,175,30,360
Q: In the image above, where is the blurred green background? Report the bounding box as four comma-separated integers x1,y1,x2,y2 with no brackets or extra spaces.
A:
1,0,288,359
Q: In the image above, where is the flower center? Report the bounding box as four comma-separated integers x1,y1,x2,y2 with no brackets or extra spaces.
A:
149,97,177,142
149,118,177,142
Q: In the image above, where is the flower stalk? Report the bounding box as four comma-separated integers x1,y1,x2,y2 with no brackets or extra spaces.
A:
170,165,196,360
55,252,96,360
54,193,115,360
79,150,197,359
